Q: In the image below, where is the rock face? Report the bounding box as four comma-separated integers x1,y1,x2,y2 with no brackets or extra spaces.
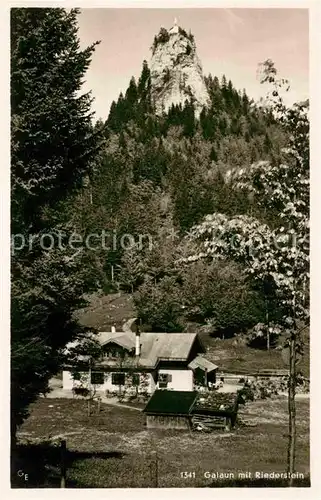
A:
150,23,210,118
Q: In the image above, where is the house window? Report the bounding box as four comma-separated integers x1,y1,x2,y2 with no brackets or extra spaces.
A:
91,372,104,385
158,373,172,388
71,371,81,381
112,373,125,386
103,346,124,358
132,374,140,386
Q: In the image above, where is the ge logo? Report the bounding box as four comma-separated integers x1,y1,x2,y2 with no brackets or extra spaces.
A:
17,470,28,481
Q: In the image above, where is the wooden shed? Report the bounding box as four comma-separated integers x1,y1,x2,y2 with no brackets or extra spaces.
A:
143,390,198,430
191,392,239,432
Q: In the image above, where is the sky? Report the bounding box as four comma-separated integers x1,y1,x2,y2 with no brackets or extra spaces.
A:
77,8,309,121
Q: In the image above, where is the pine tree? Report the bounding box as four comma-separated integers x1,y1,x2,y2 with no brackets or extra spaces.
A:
11,8,101,232
107,100,119,131
221,74,227,89
182,100,195,137
11,7,102,447
124,76,138,120
213,75,220,89
138,61,151,101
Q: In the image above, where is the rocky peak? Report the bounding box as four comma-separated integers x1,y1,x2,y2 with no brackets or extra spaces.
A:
150,21,210,117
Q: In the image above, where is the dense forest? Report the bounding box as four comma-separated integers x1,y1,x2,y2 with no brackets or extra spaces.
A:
64,58,293,342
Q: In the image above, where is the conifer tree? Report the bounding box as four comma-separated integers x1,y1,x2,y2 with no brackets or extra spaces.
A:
11,8,101,232
124,76,138,120
138,60,151,109
11,7,102,445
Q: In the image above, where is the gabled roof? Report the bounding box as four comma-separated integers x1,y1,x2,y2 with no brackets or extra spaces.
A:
66,331,206,370
143,390,198,416
188,355,218,373
139,332,201,368
95,331,204,369
97,331,135,351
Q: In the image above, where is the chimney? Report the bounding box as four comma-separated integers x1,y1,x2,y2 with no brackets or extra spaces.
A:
111,325,116,333
135,323,140,357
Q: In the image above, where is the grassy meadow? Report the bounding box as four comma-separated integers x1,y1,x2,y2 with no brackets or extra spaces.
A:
13,396,309,488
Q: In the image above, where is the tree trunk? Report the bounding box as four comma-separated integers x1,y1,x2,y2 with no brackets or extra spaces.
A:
288,231,298,487
265,295,270,350
88,361,92,416
287,330,296,486
60,439,67,488
94,255,109,290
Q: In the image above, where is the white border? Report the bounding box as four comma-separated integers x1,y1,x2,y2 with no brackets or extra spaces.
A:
1,1,320,500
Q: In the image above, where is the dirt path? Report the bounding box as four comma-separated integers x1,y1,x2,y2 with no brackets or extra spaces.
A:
44,387,142,411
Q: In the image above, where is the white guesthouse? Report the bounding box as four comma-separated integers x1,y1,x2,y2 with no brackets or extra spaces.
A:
63,329,218,395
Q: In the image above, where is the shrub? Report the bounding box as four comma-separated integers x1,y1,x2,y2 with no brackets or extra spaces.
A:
246,322,282,349
134,276,184,332
152,28,170,53
72,387,90,398
180,260,265,337
237,386,254,403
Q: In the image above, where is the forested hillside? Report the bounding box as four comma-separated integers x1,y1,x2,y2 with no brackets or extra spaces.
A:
64,53,299,344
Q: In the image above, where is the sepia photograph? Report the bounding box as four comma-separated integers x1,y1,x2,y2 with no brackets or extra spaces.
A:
10,4,310,490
